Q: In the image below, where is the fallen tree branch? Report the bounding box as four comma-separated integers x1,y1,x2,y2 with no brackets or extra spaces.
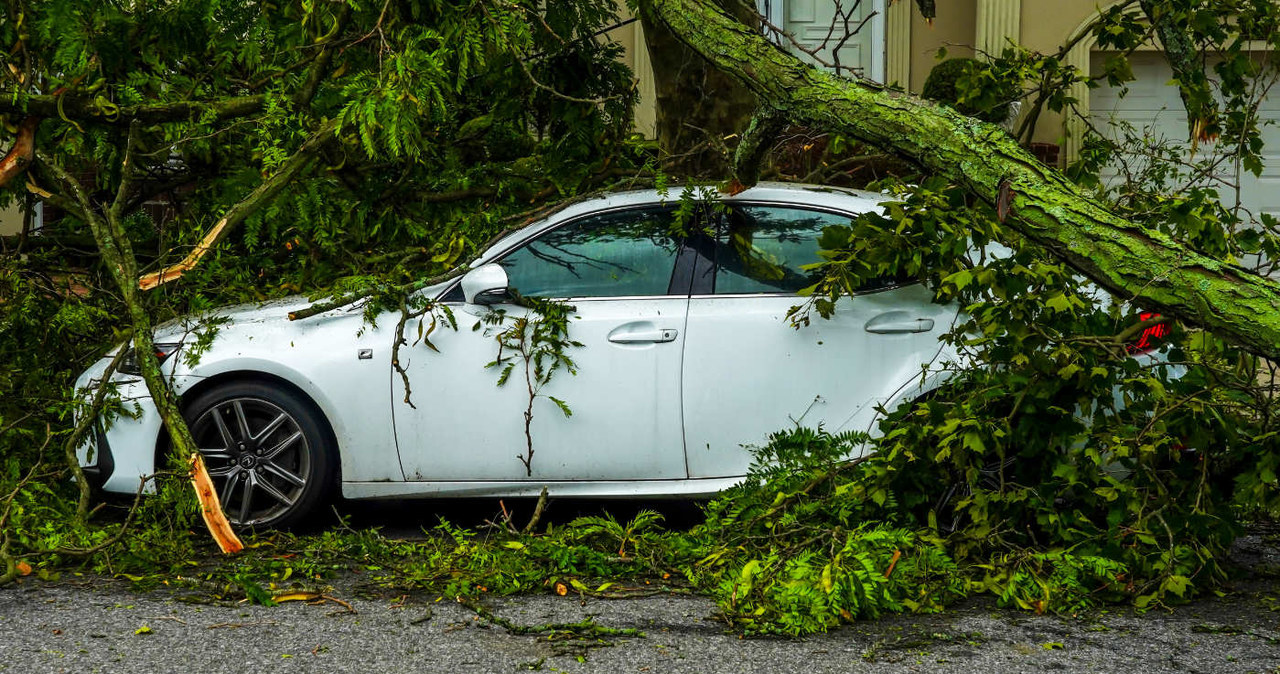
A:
641,0,1280,359
138,118,339,290
50,472,168,558
457,598,644,640
521,486,550,535
189,451,243,554
37,148,243,555
729,108,787,193
0,92,266,125
1138,1,1216,144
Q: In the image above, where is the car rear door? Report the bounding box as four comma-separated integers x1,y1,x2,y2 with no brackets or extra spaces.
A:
393,205,692,482
680,202,957,478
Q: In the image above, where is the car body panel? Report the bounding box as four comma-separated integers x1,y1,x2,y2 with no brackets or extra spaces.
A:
682,285,959,477
393,297,690,481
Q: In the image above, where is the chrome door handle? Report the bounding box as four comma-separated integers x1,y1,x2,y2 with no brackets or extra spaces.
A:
607,323,678,343
864,311,935,334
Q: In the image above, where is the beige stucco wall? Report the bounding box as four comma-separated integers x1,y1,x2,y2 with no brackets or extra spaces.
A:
1019,0,1117,146
608,10,658,138
895,0,1127,148
908,0,978,92
1018,0,1100,55
0,202,23,236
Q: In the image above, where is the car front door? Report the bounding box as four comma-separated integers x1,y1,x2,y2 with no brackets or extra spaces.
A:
393,205,691,482
680,202,957,478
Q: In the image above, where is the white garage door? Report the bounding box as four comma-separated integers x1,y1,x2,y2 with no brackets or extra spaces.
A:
1090,51,1280,226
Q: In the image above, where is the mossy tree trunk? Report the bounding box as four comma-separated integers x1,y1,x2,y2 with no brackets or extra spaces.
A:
639,0,758,176
640,0,1280,359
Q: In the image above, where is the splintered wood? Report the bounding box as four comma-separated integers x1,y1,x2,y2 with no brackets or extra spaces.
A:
137,217,230,290
189,451,243,554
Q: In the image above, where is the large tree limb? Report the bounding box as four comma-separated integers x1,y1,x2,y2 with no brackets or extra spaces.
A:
37,149,243,554
730,107,786,192
0,93,265,125
138,118,339,290
641,0,1280,359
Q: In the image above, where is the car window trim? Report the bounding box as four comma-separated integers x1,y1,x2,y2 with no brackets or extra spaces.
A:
690,283,912,300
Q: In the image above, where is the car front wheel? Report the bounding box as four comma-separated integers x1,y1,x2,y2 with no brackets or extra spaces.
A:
183,381,335,529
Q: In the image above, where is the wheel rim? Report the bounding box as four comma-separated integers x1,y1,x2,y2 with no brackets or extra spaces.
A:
191,397,312,527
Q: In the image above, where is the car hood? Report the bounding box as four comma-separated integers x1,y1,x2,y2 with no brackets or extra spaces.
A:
149,278,456,343
150,295,329,341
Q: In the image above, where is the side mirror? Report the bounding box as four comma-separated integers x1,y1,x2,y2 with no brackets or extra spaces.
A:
461,263,510,305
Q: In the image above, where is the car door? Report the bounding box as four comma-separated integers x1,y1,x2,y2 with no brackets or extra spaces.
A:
393,205,691,482
680,202,957,478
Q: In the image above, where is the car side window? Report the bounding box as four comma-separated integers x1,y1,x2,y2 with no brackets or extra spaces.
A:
497,207,682,299
713,205,854,295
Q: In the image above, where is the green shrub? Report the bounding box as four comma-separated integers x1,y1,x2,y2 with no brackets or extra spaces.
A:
921,58,1019,124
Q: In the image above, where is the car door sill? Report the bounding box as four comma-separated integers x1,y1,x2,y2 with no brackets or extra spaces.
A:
342,477,744,500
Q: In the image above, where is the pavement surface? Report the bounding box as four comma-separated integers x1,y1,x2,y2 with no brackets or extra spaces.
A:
3,536,1280,674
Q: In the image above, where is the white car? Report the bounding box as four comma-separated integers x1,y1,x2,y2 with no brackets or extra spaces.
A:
75,183,963,528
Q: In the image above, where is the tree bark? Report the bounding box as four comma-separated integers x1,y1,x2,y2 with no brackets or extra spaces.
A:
0,117,39,187
638,0,758,176
0,93,265,125
1138,0,1215,142
640,0,1280,359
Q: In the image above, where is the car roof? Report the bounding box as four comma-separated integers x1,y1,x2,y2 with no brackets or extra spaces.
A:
473,182,886,266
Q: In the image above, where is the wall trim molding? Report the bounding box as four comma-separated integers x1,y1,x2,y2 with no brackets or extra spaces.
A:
886,0,912,88
1062,1,1139,163
976,0,1021,59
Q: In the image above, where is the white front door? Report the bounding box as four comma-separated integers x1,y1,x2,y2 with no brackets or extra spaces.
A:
392,206,690,482
680,203,956,478
763,0,887,81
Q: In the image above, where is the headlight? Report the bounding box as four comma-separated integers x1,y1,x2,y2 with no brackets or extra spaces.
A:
118,343,183,376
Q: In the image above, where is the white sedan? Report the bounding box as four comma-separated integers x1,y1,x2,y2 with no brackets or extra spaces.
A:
75,183,962,528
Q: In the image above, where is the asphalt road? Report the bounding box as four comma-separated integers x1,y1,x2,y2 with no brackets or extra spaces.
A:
3,538,1279,674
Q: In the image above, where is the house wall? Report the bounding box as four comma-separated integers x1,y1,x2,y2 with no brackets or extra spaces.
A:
607,11,658,138
896,0,1111,149
1016,0,1115,147
0,202,24,236
907,0,978,92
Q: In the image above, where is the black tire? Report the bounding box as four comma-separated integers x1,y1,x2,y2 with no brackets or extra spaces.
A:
182,381,336,529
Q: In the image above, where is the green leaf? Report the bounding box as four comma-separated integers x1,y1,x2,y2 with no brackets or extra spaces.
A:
1045,293,1073,313
548,396,573,418
1161,575,1191,598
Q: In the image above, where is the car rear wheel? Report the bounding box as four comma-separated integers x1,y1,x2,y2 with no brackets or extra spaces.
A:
184,381,335,529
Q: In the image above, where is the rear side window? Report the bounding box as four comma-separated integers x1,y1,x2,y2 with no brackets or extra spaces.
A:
713,205,853,295
497,207,682,298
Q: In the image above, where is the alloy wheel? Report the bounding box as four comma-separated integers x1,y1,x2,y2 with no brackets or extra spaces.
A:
191,397,313,527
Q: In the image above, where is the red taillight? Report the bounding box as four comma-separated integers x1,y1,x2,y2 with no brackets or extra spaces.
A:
1127,312,1171,355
